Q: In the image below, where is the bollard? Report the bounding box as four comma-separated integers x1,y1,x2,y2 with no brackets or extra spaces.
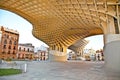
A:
24,63,27,73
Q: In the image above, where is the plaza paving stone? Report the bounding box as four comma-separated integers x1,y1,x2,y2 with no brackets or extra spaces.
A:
0,61,120,80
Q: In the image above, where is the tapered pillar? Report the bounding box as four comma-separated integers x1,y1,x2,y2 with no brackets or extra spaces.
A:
103,15,120,73
49,50,67,61
104,34,120,73
48,45,67,61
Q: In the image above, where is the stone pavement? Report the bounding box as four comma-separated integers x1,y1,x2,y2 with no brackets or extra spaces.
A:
0,61,120,80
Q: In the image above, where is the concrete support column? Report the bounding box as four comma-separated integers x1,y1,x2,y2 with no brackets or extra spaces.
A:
104,34,120,73
48,46,67,61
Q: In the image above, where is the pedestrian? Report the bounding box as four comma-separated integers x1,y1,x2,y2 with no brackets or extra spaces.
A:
97,54,100,61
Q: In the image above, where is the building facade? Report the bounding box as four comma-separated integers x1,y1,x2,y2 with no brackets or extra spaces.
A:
34,50,48,61
17,43,34,60
0,26,19,60
83,48,96,61
96,49,104,61
67,51,76,60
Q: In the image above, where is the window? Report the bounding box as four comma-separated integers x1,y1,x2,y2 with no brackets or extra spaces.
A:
24,48,25,51
40,53,42,56
14,41,17,45
3,45,6,49
44,52,45,56
8,51,10,54
13,51,15,54
8,45,11,49
2,51,5,54
27,48,29,52
18,54,20,59
4,40,7,44
19,47,21,51
13,46,16,50
9,40,12,44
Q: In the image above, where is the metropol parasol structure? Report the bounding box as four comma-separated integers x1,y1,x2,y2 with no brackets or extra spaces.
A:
0,0,120,72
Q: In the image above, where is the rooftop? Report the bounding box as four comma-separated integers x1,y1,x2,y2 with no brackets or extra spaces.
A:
0,26,19,34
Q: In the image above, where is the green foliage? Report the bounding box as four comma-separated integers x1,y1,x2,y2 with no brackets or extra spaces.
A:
0,68,22,76
6,58,12,61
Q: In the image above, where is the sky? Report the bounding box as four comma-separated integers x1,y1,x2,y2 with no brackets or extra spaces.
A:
0,9,48,48
0,9,104,50
84,35,104,50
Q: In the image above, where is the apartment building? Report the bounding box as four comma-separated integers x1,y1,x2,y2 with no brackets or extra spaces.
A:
0,26,19,60
17,43,34,60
